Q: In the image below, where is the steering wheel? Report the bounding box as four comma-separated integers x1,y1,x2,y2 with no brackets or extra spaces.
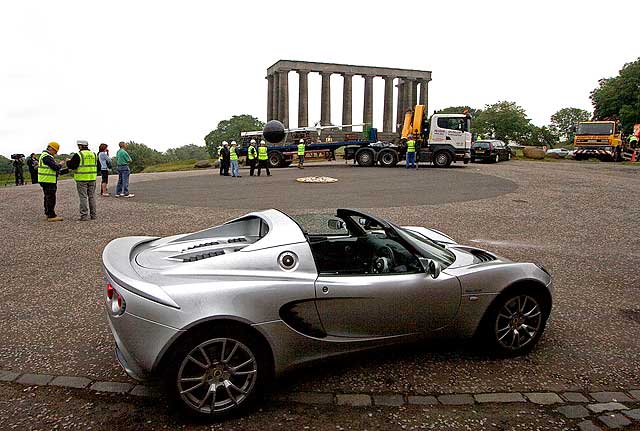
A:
371,245,395,274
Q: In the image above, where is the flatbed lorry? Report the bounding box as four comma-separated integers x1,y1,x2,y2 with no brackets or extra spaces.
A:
237,107,472,168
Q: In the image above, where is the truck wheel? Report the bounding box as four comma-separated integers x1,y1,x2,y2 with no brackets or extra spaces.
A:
268,151,283,168
378,150,398,167
356,149,375,167
433,151,452,168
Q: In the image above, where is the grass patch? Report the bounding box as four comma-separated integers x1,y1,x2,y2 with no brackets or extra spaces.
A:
142,159,216,173
0,172,73,186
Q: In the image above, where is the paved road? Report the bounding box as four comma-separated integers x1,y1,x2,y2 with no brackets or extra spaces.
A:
131,163,517,209
1,160,639,429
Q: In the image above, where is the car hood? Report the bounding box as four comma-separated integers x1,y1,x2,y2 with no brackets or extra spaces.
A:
445,245,509,269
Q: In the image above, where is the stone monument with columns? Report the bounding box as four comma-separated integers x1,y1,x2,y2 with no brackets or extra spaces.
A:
266,60,431,137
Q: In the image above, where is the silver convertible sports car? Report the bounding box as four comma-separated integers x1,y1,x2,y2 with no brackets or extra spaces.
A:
103,209,552,418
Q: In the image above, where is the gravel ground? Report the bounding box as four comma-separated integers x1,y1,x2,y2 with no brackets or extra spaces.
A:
0,383,582,431
0,160,639,419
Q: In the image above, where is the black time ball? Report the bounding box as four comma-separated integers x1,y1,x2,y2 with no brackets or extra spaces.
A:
263,120,285,144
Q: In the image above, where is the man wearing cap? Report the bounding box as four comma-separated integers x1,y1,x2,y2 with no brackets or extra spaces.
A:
67,140,99,221
37,142,66,222
297,138,306,169
247,139,258,176
257,140,271,176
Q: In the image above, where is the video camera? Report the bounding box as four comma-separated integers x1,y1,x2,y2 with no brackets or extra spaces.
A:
11,154,25,160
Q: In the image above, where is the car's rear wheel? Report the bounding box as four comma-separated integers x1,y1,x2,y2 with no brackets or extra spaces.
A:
165,328,268,419
494,154,500,163
507,152,511,161
481,291,549,356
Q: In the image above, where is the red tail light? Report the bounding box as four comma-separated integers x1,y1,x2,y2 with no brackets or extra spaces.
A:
117,294,122,308
107,283,114,299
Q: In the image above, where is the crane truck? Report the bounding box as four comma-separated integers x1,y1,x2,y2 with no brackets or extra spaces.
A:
344,105,472,168
237,106,472,168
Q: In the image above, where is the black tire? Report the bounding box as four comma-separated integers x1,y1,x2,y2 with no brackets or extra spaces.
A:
268,151,284,168
378,150,398,167
478,289,550,357
356,149,375,167
433,150,452,168
507,152,511,161
163,326,271,420
494,153,500,163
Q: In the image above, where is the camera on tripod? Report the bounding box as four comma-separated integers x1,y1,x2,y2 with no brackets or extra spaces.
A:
11,154,25,160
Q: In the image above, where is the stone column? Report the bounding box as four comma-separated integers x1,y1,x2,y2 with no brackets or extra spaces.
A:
383,76,394,133
341,73,353,131
404,78,414,114
298,70,309,127
321,72,332,126
272,72,280,122
411,80,418,108
363,75,374,129
396,79,404,132
267,74,274,121
419,79,429,114
278,70,289,128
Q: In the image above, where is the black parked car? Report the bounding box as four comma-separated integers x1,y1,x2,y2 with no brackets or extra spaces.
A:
471,140,512,163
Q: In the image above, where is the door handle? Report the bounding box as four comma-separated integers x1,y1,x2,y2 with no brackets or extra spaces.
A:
321,286,329,294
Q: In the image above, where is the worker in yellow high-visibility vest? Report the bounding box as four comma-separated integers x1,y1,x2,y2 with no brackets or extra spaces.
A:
67,140,99,220
247,139,258,176
405,135,416,169
297,139,306,169
257,140,271,176
38,142,66,222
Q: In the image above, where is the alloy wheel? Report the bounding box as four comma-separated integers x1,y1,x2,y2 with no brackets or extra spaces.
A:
177,338,258,414
494,295,542,351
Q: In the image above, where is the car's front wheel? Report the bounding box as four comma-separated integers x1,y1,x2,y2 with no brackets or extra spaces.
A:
481,291,549,356
165,328,268,419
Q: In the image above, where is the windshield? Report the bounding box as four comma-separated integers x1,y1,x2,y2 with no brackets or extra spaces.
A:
392,224,456,268
576,123,614,135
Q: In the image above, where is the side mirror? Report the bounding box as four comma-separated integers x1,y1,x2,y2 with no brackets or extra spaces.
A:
420,258,441,279
327,219,344,230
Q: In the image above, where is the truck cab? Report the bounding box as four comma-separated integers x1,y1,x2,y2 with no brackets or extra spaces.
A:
424,114,473,166
573,121,623,161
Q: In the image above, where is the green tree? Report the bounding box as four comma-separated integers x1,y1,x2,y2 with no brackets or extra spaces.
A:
165,144,210,161
204,115,265,156
123,141,166,173
0,155,12,173
550,107,590,142
474,101,531,143
525,125,559,147
591,57,640,134
435,106,482,118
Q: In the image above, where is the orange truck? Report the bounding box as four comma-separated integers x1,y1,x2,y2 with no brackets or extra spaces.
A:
573,121,623,161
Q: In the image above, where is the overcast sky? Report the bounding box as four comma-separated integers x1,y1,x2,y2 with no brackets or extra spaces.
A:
1,0,638,157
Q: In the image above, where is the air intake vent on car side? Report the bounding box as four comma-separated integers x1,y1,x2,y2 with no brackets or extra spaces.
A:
469,249,496,263
228,238,247,243
182,250,226,262
183,241,220,251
